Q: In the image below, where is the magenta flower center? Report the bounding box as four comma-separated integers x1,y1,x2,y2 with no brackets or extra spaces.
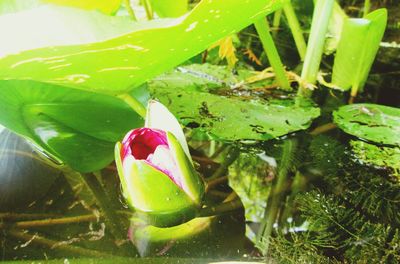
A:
121,128,168,161
121,128,182,187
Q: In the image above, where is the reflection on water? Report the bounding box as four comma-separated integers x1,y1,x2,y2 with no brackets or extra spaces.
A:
0,128,399,263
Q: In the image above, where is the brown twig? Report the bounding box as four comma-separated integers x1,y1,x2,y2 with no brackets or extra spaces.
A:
0,214,98,229
8,229,112,257
206,176,228,191
309,123,337,135
0,213,60,220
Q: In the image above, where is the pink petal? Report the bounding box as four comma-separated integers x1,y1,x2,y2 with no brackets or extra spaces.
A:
147,145,182,188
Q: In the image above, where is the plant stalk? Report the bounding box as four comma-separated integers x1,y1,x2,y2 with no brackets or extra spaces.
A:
118,93,147,118
363,0,371,17
198,199,242,217
142,0,154,20
208,146,240,181
298,0,334,97
254,18,291,91
124,0,137,21
256,138,297,255
283,2,307,61
272,8,283,37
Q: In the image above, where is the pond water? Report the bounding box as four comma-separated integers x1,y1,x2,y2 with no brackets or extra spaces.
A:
0,1,399,262
0,112,399,263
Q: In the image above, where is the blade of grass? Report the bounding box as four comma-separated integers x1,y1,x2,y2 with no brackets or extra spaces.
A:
254,17,291,91
283,2,307,61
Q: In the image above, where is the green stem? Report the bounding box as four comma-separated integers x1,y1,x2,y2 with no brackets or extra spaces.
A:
299,0,334,97
363,0,371,17
254,18,291,91
256,138,297,256
272,8,283,37
198,199,242,217
142,0,154,20
208,146,240,181
283,2,307,61
118,93,146,118
124,0,137,21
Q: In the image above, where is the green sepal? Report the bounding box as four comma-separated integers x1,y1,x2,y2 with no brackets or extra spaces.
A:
166,132,205,205
115,142,197,227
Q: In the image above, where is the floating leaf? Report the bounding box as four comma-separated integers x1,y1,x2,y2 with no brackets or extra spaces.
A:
350,140,400,179
334,103,400,146
331,9,387,93
0,0,287,95
149,64,320,141
0,79,144,172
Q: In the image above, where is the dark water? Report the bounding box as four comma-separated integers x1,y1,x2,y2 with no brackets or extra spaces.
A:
0,117,399,263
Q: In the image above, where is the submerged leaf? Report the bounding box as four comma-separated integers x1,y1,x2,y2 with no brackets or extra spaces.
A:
0,0,287,94
350,140,400,179
334,103,400,146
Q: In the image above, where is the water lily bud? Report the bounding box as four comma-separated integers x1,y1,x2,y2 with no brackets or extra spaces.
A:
115,127,204,227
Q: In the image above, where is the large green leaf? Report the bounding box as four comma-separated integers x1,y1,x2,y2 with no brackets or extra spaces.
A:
0,0,121,15
150,0,188,18
0,80,144,172
334,103,400,146
0,0,287,95
331,9,387,92
42,0,122,14
149,64,320,141
0,5,139,58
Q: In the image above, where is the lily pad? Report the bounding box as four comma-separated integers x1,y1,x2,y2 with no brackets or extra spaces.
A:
149,64,320,141
350,140,400,179
334,103,400,146
0,79,144,172
0,0,286,95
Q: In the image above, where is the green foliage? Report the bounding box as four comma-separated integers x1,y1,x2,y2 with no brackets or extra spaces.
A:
0,0,122,15
350,140,400,179
0,79,143,172
334,103,400,146
0,0,287,95
42,0,122,14
150,64,320,141
332,9,387,94
0,4,138,58
150,0,187,18
0,0,288,171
